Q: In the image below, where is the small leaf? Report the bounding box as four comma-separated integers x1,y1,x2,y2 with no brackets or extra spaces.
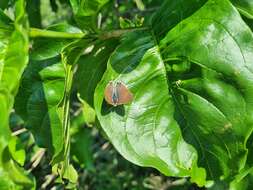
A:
231,0,253,19
63,164,78,184
2,148,35,190
70,0,110,31
8,137,26,166
133,0,145,11
78,96,96,127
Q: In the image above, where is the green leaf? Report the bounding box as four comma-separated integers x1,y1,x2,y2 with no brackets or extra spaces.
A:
63,165,78,184
2,149,36,189
151,0,207,40
78,96,96,127
0,0,9,10
26,0,42,27
0,9,13,38
71,119,94,170
2,148,35,190
30,23,82,60
133,0,145,11
53,38,89,182
231,0,253,19
15,57,65,159
75,39,118,107
74,39,118,128
8,137,26,166
70,0,110,31
159,0,253,182
94,0,253,186
0,2,31,189
94,31,206,186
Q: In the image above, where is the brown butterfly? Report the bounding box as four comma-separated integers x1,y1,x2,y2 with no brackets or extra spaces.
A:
104,81,133,106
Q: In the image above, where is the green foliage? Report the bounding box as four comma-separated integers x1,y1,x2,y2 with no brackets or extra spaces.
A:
0,0,35,189
160,0,253,184
70,0,110,31
1,0,253,189
94,30,206,185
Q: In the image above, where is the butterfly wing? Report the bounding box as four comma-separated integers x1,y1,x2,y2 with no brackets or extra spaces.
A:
117,82,133,105
104,82,114,105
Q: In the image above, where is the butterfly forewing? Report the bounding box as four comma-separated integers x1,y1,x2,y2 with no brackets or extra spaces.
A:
116,82,133,105
104,82,115,105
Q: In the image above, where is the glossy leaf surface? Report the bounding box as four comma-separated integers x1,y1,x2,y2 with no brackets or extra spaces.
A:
94,0,253,186
94,31,206,186
0,0,35,189
15,57,65,159
231,0,253,18
159,0,253,182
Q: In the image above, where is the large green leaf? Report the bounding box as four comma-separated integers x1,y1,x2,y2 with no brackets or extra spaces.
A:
151,0,253,41
94,31,206,186
15,57,65,159
151,0,207,40
94,0,253,187
0,0,35,189
159,0,253,183
70,0,110,31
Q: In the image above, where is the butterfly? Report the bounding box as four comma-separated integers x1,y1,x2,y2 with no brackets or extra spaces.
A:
104,81,133,106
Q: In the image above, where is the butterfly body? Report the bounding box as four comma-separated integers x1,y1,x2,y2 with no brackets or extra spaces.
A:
104,81,133,106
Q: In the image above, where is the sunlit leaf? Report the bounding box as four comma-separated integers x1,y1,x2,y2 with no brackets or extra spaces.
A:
94,31,206,186
159,0,253,183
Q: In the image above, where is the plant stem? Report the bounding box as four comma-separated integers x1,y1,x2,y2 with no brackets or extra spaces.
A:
29,28,86,39
12,128,27,136
29,27,149,40
98,27,149,40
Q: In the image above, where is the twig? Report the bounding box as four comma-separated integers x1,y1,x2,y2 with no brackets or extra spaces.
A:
29,27,149,40
41,174,57,189
11,128,27,136
28,149,46,172
98,27,149,40
29,28,87,39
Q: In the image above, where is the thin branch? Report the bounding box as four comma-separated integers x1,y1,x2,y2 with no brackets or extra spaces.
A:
98,27,149,40
28,149,46,172
12,128,27,136
41,174,57,189
29,28,87,39
29,26,149,40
